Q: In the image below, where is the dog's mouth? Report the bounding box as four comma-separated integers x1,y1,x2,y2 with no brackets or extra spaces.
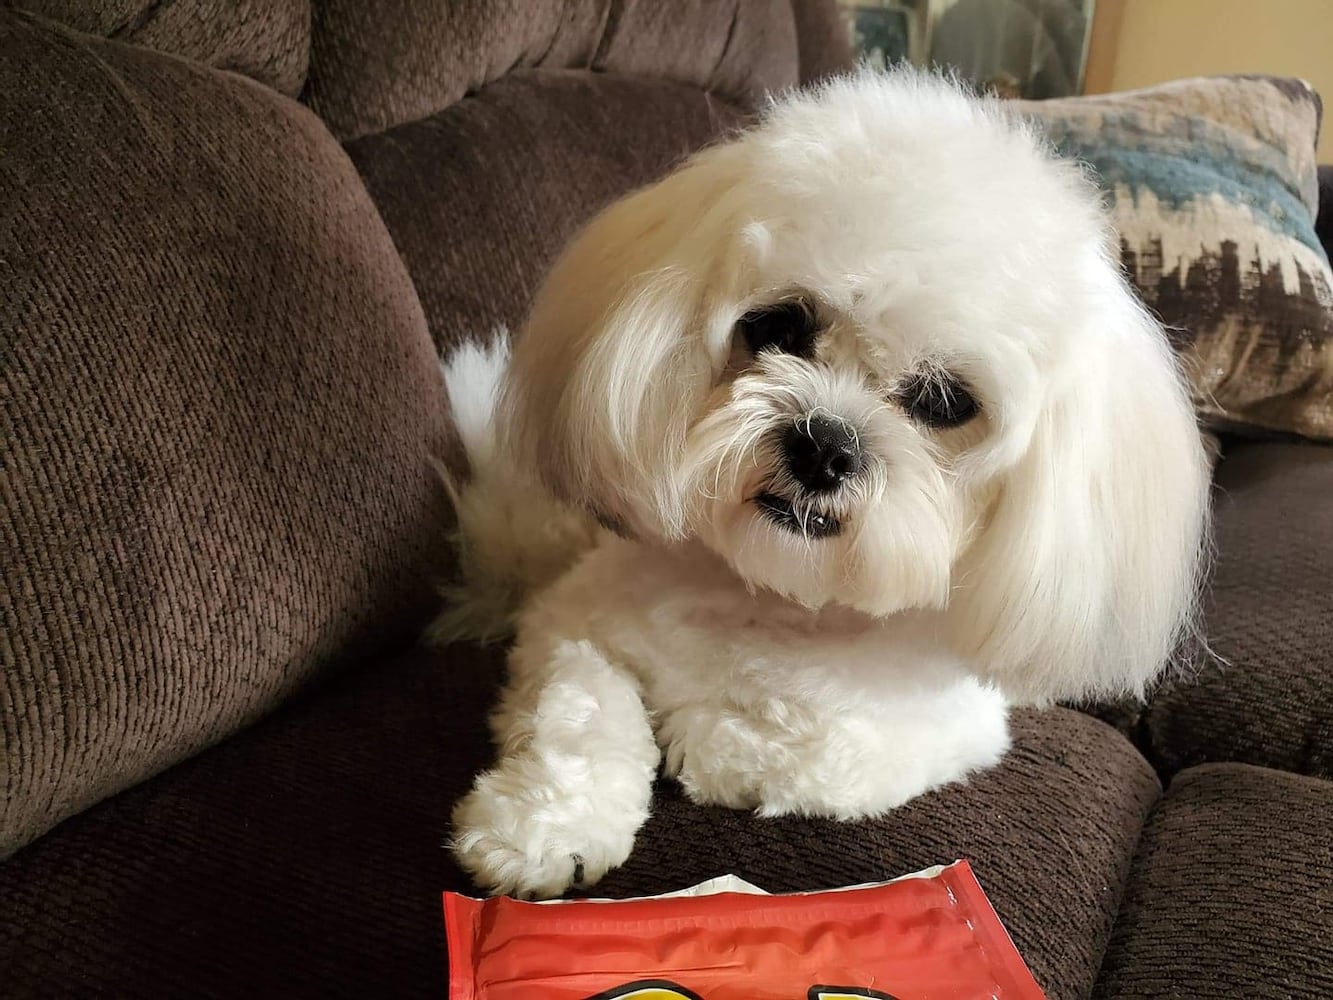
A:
754,491,843,539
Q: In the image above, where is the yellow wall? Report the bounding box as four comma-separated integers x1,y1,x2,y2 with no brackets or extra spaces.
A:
1100,0,1333,160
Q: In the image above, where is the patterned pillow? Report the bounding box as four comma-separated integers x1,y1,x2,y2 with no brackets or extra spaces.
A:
1017,76,1333,441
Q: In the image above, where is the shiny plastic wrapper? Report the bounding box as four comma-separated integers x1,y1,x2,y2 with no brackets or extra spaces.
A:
443,860,1045,999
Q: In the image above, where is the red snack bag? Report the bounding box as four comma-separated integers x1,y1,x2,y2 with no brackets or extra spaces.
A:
443,861,1045,999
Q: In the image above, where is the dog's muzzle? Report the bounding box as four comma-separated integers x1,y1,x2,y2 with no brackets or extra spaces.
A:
753,413,864,539
782,413,863,493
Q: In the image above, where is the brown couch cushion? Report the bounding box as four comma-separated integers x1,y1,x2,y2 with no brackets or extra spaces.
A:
1135,442,1333,778
1095,764,1333,998
345,71,747,358
0,11,450,858
305,0,801,140
0,645,1158,999
15,0,311,96
791,0,855,85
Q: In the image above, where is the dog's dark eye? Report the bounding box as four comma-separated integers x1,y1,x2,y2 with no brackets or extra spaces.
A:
736,300,819,359
897,370,980,428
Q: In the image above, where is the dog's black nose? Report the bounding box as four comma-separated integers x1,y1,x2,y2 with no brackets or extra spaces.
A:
782,414,863,493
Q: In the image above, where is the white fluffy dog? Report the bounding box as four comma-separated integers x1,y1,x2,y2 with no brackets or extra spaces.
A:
437,69,1211,899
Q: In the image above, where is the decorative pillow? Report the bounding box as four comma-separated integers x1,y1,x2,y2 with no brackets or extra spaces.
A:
1017,76,1333,441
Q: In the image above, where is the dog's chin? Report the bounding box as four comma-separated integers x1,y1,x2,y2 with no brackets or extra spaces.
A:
691,483,958,620
688,500,871,618
752,490,843,539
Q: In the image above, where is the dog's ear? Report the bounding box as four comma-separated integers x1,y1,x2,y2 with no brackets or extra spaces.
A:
503,158,736,539
949,290,1211,705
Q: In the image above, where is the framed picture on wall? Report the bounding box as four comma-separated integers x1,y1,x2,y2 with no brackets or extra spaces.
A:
838,0,1097,99
840,1,929,69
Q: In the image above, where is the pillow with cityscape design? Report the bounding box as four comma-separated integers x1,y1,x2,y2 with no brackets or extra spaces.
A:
1018,75,1333,441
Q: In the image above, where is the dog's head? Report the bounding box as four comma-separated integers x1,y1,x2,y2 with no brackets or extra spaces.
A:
502,69,1210,704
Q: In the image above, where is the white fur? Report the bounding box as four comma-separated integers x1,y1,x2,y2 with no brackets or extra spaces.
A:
429,338,598,644
440,69,1211,898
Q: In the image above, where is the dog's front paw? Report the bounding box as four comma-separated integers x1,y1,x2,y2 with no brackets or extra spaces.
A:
450,766,642,899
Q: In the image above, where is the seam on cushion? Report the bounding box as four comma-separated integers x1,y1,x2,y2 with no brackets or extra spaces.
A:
590,0,626,71
1031,708,1163,998
109,0,177,41
533,0,611,71
1087,769,1163,995
338,66,752,148
529,8,565,71
711,0,743,87
492,3,586,96
1131,708,1173,784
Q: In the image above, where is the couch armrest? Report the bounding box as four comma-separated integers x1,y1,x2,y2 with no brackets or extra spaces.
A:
2,11,450,858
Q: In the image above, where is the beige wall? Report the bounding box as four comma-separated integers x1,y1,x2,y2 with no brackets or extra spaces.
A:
1092,0,1333,160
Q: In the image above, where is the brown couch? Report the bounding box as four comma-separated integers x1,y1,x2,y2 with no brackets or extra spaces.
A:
2,3,1330,997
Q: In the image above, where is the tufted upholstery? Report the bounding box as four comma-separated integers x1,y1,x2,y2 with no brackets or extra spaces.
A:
304,0,802,140
14,0,312,95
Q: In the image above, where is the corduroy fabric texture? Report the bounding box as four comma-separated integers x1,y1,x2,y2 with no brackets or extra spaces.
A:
1133,443,1333,779
15,0,311,96
304,0,801,140
0,11,451,858
1095,764,1333,999
0,646,1158,1000
346,71,746,356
